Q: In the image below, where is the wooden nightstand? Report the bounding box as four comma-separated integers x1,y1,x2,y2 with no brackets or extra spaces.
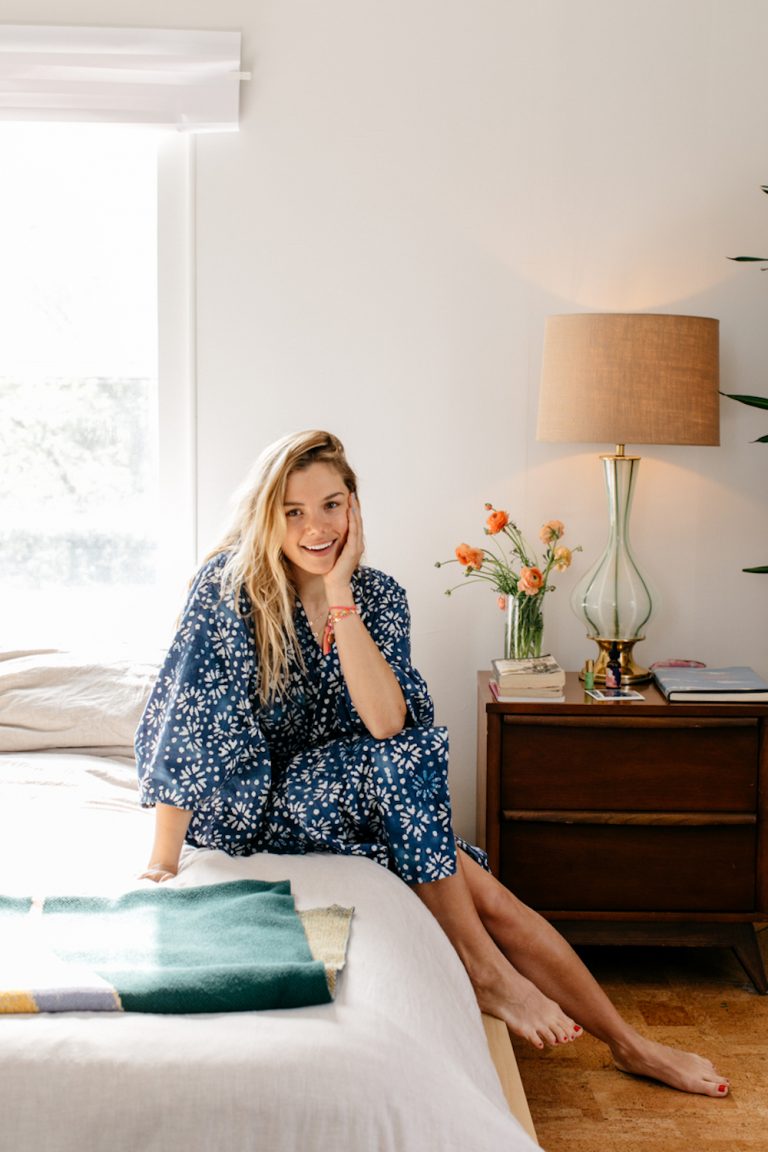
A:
476,671,768,992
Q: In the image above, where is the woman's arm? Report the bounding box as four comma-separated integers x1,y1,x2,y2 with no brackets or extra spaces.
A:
140,802,193,882
136,556,266,874
325,494,407,740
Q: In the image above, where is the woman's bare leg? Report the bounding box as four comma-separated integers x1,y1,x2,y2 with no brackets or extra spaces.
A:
457,849,730,1097
413,861,582,1048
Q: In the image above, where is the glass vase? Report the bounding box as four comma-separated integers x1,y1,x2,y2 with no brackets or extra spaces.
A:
504,594,545,661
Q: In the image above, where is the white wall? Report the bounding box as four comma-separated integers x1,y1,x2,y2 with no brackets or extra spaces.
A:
8,0,768,836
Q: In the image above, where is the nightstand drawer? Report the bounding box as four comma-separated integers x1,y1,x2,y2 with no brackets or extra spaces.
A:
500,716,758,812
499,822,756,912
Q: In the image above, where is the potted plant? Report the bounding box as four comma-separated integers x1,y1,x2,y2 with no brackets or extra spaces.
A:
726,188,768,573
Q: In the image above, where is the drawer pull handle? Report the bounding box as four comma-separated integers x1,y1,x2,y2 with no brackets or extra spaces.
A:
501,809,757,827
501,716,757,730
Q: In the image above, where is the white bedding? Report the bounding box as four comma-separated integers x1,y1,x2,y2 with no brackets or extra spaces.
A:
0,654,541,1152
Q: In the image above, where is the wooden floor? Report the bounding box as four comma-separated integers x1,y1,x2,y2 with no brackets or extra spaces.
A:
512,927,768,1152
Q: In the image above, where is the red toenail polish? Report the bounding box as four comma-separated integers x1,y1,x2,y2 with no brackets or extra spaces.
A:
573,1025,582,1033
718,1085,727,1093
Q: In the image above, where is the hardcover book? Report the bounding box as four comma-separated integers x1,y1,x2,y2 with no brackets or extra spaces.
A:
652,665,768,702
490,655,565,691
488,679,565,704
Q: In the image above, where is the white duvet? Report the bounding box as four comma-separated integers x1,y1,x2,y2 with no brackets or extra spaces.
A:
0,652,541,1152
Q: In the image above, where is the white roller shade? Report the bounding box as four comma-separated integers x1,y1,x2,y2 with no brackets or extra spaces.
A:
0,25,244,131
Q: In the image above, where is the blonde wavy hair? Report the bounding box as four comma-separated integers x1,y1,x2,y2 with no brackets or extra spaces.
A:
214,430,358,704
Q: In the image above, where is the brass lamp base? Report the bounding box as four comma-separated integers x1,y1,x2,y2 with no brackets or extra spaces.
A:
578,637,652,685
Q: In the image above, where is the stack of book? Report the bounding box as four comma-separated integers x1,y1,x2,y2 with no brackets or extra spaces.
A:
652,664,768,702
489,655,566,702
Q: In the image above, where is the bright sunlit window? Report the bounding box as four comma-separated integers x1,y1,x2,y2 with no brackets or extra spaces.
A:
0,124,187,651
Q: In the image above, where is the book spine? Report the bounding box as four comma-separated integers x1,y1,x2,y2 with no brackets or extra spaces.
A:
652,675,672,700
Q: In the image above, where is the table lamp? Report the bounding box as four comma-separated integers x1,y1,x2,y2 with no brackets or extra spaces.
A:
536,313,720,683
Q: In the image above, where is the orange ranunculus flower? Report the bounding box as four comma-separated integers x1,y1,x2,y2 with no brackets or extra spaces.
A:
455,543,484,570
540,519,565,545
518,566,544,595
553,545,572,571
485,508,509,535
497,595,507,611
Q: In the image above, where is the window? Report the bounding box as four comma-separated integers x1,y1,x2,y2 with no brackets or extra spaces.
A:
0,24,243,651
0,124,194,650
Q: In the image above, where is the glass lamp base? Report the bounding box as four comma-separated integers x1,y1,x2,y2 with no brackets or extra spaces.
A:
578,637,651,684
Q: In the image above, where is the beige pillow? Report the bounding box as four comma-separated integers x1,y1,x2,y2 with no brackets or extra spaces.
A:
0,650,160,754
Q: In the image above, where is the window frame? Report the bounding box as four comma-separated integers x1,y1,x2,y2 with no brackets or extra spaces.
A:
157,133,198,608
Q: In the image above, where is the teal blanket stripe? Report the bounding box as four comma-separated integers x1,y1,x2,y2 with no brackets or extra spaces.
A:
1,881,332,1013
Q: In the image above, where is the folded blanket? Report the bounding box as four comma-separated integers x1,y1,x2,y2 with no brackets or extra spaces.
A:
0,881,353,1014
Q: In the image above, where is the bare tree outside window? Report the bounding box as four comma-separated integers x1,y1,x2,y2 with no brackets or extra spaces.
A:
0,376,155,585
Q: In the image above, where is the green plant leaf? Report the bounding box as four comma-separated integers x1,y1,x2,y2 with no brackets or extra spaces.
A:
754,434,768,443
720,391,768,410
729,255,768,261
743,565,768,573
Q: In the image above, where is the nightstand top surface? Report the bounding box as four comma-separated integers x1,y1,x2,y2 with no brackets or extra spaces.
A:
479,670,768,718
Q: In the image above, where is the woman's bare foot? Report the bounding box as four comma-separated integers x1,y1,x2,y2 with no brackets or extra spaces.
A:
611,1035,730,1097
473,962,583,1049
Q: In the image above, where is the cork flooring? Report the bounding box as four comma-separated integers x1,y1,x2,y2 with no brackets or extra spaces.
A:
512,927,768,1152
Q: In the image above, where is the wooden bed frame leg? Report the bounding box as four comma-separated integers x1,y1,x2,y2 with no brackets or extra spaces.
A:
482,1014,538,1144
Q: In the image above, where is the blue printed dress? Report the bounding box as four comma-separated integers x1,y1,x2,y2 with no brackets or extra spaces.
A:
136,554,485,884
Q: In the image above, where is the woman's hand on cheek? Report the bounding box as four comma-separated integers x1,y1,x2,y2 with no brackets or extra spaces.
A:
326,492,363,594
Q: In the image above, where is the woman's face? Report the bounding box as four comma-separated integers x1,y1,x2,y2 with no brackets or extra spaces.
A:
281,462,350,580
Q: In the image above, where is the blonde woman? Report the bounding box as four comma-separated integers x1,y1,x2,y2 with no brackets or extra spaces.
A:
136,429,728,1097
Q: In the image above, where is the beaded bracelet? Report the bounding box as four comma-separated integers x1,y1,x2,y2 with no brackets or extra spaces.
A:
322,605,359,655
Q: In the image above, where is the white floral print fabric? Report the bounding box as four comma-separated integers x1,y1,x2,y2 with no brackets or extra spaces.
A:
136,555,486,883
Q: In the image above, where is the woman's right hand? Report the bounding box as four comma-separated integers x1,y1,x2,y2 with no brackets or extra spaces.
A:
141,803,192,883
324,491,364,601
139,862,178,883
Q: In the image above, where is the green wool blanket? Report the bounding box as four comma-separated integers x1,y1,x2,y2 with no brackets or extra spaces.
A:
0,880,352,1014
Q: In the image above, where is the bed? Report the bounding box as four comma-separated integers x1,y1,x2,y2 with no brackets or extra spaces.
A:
0,650,539,1152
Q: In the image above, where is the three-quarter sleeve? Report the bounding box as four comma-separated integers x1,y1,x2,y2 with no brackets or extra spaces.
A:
135,555,272,852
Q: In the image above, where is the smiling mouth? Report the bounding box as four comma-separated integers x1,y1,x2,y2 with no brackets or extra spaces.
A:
302,541,335,554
